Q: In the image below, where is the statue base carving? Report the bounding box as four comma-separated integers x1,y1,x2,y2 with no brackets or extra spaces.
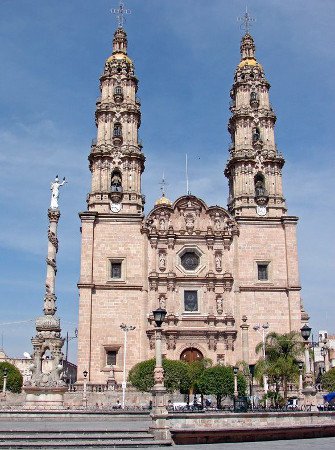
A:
23,386,67,410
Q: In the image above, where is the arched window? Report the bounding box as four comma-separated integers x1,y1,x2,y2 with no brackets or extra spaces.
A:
111,169,122,192
252,127,261,143
113,123,122,137
254,173,266,197
114,85,123,95
250,91,258,101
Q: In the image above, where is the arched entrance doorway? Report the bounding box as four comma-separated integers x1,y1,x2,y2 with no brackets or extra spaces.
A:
180,347,203,363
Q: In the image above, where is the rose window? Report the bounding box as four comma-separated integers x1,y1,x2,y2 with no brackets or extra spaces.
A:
181,251,200,271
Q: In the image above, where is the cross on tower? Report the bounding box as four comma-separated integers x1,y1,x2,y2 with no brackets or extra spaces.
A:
111,1,131,29
237,7,255,34
159,172,168,197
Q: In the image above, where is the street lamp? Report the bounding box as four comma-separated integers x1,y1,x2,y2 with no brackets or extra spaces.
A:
253,323,269,394
2,368,8,395
300,324,315,392
152,308,167,387
65,328,78,364
120,323,136,409
83,370,88,408
300,325,312,373
298,361,304,396
233,366,239,399
152,308,167,413
249,364,255,408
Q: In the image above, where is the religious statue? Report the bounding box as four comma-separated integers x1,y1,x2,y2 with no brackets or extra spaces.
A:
255,180,265,197
159,252,166,271
159,295,166,309
50,176,67,209
159,218,166,231
111,171,122,192
215,253,222,271
216,296,223,315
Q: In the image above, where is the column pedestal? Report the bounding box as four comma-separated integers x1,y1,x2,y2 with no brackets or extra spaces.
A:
149,385,171,441
23,386,67,410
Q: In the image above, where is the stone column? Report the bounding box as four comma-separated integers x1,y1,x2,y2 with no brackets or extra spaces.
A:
150,328,171,441
23,205,67,410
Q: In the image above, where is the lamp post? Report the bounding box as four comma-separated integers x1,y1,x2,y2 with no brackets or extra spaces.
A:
152,308,167,388
249,364,255,409
2,368,8,395
65,328,78,364
233,366,239,399
150,307,170,441
253,323,269,394
321,342,329,373
298,361,303,396
300,324,312,384
120,323,136,409
83,370,88,408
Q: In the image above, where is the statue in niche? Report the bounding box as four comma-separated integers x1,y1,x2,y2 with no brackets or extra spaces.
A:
185,213,195,232
255,180,265,197
111,171,122,192
159,252,166,271
252,127,260,143
159,218,166,231
214,216,222,230
159,295,166,309
215,253,222,271
216,296,223,315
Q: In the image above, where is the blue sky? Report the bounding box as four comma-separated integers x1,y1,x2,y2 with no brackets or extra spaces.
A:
0,0,334,360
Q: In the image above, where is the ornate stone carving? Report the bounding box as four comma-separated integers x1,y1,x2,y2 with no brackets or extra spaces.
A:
154,366,165,385
159,294,166,309
158,251,166,272
166,333,176,350
48,230,59,253
215,251,222,272
216,294,223,315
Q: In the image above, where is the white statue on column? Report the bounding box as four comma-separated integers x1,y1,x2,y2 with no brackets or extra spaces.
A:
50,176,67,209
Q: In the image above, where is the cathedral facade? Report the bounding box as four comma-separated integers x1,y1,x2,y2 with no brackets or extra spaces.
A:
77,26,308,385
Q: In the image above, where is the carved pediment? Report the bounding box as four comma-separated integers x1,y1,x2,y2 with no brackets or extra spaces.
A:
144,196,238,244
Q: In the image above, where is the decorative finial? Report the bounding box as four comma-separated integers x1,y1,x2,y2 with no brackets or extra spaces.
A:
237,6,255,34
159,172,168,197
111,1,131,29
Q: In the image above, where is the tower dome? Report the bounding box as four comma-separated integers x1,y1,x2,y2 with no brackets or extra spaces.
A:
155,194,172,207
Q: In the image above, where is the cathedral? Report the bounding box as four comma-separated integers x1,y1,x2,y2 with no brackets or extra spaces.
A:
76,23,308,386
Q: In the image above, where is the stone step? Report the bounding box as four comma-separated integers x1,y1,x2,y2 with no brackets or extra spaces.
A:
0,438,171,448
0,431,152,440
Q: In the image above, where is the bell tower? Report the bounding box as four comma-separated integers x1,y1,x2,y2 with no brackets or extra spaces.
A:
88,26,145,215
77,19,148,385
225,33,286,218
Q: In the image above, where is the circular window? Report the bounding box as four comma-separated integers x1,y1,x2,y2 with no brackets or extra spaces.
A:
181,251,200,271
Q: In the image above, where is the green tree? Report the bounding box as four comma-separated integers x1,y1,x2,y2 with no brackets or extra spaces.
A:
0,362,23,393
128,358,190,393
184,358,212,395
255,331,303,402
197,365,246,408
322,367,335,392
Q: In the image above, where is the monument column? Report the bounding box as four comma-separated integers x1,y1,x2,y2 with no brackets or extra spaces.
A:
23,176,67,410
